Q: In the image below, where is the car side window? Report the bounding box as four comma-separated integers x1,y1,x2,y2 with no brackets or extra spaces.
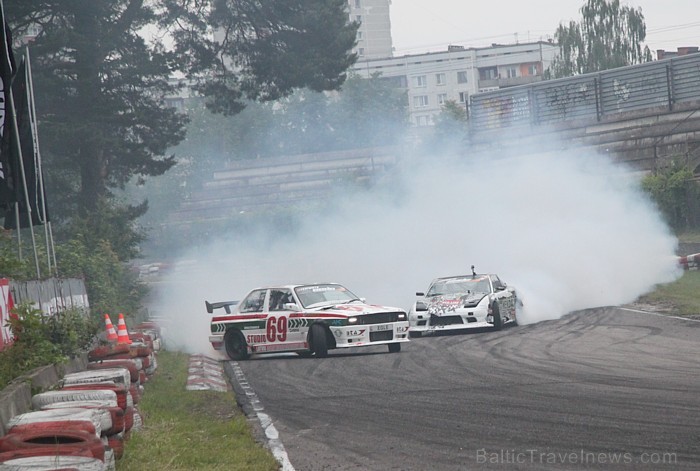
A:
490,275,504,291
240,289,267,313
269,289,294,311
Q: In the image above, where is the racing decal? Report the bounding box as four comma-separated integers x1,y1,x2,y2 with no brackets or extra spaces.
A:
428,293,486,316
212,313,268,323
266,316,287,342
211,319,266,334
246,334,267,344
288,318,309,329
253,342,307,353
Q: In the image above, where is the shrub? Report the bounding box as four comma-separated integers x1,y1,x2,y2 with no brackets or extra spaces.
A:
0,303,99,389
642,161,700,231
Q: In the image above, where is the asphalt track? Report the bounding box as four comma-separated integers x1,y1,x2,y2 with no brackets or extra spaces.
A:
227,307,700,470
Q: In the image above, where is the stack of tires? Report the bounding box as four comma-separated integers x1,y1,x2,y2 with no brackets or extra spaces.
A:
0,321,161,470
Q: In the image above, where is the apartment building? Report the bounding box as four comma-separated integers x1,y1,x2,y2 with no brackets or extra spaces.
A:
352,41,559,127
348,0,393,60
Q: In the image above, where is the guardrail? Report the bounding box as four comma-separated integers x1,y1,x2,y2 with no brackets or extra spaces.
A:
469,53,700,133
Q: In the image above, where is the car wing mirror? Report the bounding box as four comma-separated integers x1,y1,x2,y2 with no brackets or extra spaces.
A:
283,303,302,312
416,292,425,297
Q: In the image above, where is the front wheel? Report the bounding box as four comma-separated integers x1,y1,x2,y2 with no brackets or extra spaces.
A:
310,324,328,358
224,329,249,361
388,343,401,353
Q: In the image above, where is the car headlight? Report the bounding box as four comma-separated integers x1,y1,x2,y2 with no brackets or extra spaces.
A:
348,317,358,324
397,312,406,321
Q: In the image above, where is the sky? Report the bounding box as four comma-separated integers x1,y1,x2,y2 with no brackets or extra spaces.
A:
390,0,700,55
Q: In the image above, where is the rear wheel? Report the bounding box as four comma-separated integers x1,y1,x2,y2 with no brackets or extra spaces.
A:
224,329,249,361
310,324,328,358
491,304,503,331
388,343,401,353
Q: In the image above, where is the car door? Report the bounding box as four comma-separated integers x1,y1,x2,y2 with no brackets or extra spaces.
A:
266,288,296,346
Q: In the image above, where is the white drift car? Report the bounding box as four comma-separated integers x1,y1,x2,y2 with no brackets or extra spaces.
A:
207,283,410,359
408,272,518,337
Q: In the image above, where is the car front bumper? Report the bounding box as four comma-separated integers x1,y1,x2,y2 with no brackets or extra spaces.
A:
329,321,410,348
409,309,494,333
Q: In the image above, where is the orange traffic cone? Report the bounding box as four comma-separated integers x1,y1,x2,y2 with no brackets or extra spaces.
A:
104,314,118,342
116,313,132,344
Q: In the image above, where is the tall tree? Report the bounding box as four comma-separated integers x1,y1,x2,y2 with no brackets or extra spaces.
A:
4,0,358,226
547,0,652,79
427,99,468,155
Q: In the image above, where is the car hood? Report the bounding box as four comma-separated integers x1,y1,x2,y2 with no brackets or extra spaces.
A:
427,293,487,315
309,303,403,316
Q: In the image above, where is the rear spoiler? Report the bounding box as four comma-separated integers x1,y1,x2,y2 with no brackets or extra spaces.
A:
205,300,239,314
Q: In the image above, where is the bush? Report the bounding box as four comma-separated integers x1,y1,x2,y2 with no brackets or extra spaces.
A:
642,161,700,231
0,303,99,389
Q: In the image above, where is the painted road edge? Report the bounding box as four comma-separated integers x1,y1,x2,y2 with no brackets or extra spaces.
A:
223,360,295,471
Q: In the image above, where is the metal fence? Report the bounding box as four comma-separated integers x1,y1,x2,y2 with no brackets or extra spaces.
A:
10,278,89,315
469,53,700,133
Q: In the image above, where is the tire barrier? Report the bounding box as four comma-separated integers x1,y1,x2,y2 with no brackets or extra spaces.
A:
88,344,130,362
0,319,161,468
87,360,141,384
0,454,106,470
31,390,118,411
679,253,700,271
7,409,106,438
61,384,129,411
0,429,105,462
61,369,130,390
39,402,124,436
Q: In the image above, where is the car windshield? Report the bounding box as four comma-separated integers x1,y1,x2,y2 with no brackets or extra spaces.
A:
427,277,491,297
294,284,360,308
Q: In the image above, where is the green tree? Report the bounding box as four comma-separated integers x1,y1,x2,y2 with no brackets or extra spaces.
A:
642,161,700,231
547,0,652,78
4,0,359,312
430,99,468,152
5,0,358,226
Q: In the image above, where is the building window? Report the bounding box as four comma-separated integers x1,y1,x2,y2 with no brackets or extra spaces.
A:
528,63,539,75
357,31,363,39
436,73,446,86
354,0,361,7
507,67,517,78
413,75,427,88
355,15,362,23
437,93,447,105
358,47,365,56
416,115,431,126
457,71,468,84
479,67,498,80
413,95,429,108
459,92,468,103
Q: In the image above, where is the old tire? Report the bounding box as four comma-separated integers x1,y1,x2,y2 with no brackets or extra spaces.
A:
310,324,328,358
388,343,401,353
224,329,249,361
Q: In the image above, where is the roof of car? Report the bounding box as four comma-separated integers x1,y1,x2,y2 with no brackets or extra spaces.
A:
434,274,492,281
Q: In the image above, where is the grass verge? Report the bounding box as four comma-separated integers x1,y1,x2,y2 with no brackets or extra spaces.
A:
638,270,700,317
117,351,279,470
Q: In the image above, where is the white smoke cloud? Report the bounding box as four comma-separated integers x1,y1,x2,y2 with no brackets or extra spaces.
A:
150,147,681,354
